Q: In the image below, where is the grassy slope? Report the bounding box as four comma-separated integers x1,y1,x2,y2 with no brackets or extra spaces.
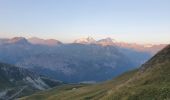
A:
20,45,170,100
20,69,137,100
104,45,170,100
104,61,170,100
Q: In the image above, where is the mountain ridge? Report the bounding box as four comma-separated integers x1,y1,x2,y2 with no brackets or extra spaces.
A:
0,37,166,54
28,37,62,46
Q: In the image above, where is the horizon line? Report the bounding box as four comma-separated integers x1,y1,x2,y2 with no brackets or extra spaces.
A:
0,36,169,45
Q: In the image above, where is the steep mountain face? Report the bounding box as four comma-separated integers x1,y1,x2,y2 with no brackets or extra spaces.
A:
0,37,154,83
20,45,170,100
0,62,62,100
28,37,62,46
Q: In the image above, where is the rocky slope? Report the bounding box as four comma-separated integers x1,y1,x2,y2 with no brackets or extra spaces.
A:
0,62,62,100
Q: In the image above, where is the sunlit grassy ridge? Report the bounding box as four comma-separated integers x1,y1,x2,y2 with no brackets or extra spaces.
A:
20,45,170,100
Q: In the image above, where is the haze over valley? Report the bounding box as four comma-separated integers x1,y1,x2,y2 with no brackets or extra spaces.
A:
1,37,166,83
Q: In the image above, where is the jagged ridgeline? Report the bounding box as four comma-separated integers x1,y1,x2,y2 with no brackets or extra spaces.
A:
20,45,170,100
0,37,165,83
0,63,62,100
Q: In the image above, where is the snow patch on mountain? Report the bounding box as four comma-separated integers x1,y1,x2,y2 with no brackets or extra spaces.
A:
74,37,96,44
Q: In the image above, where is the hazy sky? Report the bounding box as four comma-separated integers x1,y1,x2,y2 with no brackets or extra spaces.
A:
0,0,170,44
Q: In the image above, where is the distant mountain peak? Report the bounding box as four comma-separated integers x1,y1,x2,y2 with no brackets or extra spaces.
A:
97,37,116,46
28,37,62,46
87,36,95,40
74,37,96,44
10,37,26,41
8,37,30,45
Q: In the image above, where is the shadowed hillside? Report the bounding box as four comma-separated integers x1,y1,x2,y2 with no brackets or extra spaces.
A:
0,62,62,100
20,45,170,100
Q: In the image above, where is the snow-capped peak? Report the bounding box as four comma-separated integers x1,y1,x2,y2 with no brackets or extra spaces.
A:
74,37,96,44
97,37,116,46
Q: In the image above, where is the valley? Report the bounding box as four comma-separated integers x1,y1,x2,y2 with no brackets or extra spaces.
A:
20,45,170,100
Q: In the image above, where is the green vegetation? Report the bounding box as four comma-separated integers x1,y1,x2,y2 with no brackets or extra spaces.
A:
20,70,137,100
20,45,170,100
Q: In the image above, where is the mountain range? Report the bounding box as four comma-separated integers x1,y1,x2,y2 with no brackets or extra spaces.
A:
0,37,166,83
0,36,165,54
20,44,170,100
74,37,166,54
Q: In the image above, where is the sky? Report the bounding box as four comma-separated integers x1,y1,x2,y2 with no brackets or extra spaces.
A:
0,0,170,44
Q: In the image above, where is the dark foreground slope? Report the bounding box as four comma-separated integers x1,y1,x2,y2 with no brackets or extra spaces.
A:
0,62,62,100
20,45,170,100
